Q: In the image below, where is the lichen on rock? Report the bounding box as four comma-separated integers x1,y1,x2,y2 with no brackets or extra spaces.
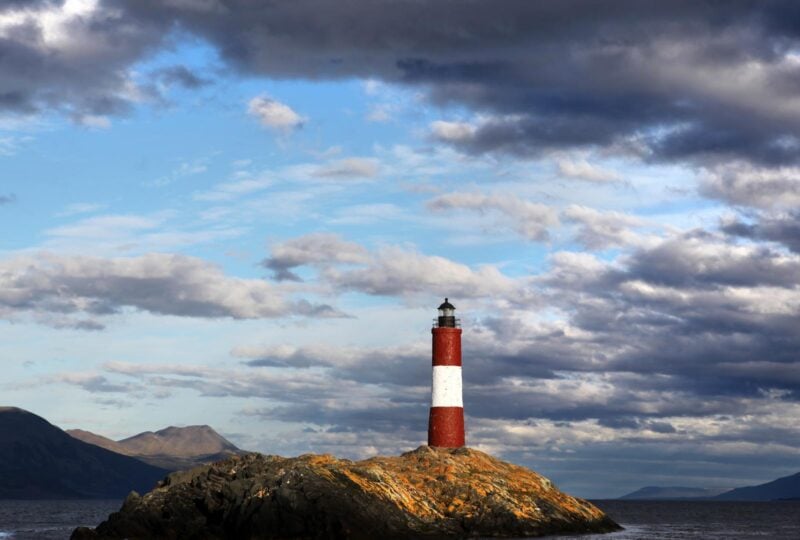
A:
72,446,620,539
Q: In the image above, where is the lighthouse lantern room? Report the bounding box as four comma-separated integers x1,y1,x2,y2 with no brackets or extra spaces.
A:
428,298,466,448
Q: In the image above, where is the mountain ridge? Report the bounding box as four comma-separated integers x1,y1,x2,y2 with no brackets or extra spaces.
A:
68,423,245,471
620,471,800,501
0,407,167,499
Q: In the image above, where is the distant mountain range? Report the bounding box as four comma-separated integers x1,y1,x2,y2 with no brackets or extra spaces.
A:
620,471,800,501
67,424,243,470
0,406,246,499
714,472,800,501
0,407,166,499
619,486,729,500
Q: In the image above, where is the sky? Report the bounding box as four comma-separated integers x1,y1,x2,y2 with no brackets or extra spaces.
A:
1,0,800,499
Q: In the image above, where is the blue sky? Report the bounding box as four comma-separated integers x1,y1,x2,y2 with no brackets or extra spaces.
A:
2,0,800,498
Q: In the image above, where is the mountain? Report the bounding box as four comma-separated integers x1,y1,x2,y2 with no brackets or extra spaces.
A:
68,425,244,470
0,407,168,499
72,446,620,539
713,471,800,501
620,486,729,500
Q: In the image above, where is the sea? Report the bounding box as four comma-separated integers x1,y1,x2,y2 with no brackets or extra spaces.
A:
0,499,798,539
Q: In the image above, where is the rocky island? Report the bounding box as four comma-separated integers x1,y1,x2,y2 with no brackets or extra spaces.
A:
72,446,620,539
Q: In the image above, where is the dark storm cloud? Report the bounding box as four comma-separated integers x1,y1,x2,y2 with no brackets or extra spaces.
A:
154,65,211,89
4,1,800,165
0,2,165,118
722,212,800,253
107,0,800,165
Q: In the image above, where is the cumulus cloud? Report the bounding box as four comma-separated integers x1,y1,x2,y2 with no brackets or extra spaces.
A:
427,192,558,242
324,245,518,298
429,120,477,143
555,157,623,184
247,95,305,131
721,211,800,254
262,233,369,281
700,161,800,209
562,205,649,250
0,251,333,328
263,232,523,299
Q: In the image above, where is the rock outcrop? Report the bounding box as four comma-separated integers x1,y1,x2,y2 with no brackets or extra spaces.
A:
72,446,620,539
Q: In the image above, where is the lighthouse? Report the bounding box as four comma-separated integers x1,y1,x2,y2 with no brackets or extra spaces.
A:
428,298,465,447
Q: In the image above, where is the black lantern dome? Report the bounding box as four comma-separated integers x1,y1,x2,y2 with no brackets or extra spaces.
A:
436,298,457,328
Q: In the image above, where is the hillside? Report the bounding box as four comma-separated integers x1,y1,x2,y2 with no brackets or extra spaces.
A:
72,446,620,539
620,486,729,500
68,425,243,470
713,471,800,501
0,407,167,499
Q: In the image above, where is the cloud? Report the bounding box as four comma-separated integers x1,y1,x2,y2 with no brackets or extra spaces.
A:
430,120,477,143
721,211,800,254
313,157,380,179
0,251,332,328
262,233,369,281
562,205,649,250
700,161,800,209
0,193,16,205
0,0,163,117
555,157,623,184
427,192,558,242
263,232,523,298
323,245,518,298
7,2,800,167
154,65,210,89
247,95,305,131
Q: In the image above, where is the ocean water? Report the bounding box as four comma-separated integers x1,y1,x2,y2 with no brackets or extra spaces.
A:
0,499,799,539
560,500,800,539
0,500,120,540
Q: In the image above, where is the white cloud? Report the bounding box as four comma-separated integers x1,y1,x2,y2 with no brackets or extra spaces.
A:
0,251,328,328
263,233,370,281
700,161,800,209
76,114,111,129
429,120,477,142
313,157,380,179
247,95,305,131
562,205,651,250
427,192,558,242
324,245,518,298
556,156,623,184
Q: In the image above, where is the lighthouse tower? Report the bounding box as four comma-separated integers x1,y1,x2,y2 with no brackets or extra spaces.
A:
428,298,465,447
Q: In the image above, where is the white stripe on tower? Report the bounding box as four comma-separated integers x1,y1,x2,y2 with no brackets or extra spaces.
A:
431,365,463,407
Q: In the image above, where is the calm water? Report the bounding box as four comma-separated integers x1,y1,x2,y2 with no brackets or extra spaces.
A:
0,500,120,540
0,499,798,539
561,500,800,539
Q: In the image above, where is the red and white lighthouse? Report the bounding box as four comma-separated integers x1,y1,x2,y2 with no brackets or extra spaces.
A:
428,298,465,447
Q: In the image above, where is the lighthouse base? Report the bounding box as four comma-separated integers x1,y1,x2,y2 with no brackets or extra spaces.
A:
428,407,465,447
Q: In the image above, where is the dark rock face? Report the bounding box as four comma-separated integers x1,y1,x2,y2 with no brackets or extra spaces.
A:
0,407,168,499
72,446,620,539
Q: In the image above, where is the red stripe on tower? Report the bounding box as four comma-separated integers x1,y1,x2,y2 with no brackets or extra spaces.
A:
428,298,465,448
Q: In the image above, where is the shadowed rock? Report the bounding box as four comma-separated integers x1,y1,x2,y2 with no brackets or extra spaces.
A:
72,446,620,539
